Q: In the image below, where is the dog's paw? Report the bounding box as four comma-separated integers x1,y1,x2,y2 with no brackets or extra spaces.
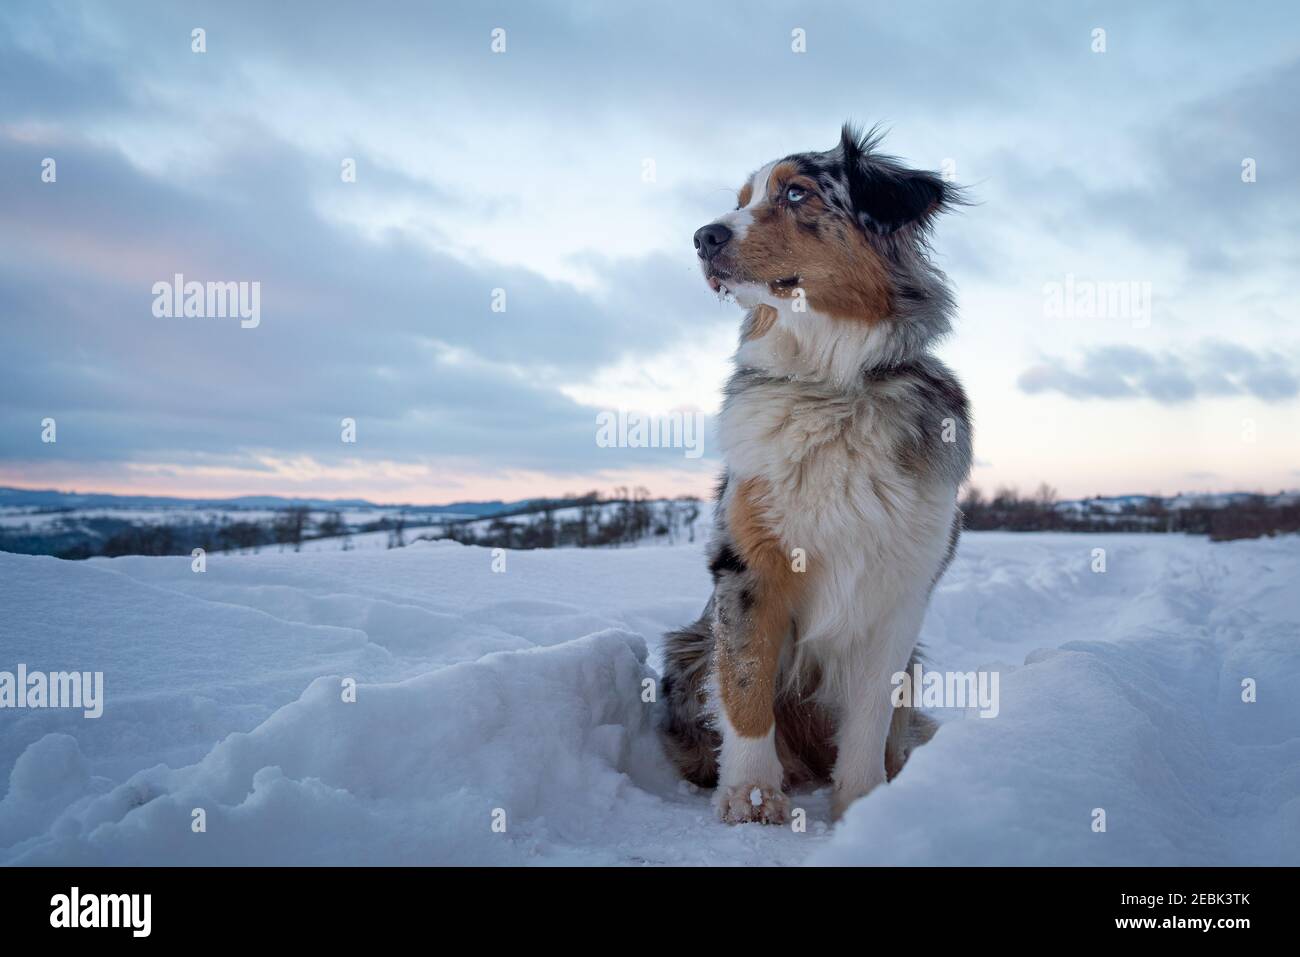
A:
715,783,790,825
829,789,857,823
830,779,882,822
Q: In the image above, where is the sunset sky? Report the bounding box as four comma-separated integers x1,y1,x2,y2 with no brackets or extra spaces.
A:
1,0,1297,505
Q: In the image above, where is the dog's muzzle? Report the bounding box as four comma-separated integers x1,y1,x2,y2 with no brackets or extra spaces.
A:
693,223,732,261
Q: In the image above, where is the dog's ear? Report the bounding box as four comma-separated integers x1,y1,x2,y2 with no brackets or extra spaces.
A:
840,123,953,235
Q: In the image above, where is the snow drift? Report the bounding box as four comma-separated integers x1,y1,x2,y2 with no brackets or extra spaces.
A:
1,533,1296,865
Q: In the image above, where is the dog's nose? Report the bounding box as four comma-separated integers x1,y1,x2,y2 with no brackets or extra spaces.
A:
693,223,733,260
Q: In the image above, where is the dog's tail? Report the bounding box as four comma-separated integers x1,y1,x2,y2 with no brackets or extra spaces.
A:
658,601,721,787
885,649,939,781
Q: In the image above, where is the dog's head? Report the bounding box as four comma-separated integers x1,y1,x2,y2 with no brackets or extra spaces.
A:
695,124,958,329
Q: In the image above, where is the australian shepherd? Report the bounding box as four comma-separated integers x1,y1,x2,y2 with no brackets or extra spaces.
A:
659,124,972,824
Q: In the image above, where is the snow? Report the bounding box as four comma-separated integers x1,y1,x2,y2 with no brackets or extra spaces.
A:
1,533,1296,865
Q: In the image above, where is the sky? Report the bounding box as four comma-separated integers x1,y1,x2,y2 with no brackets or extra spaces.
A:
1,0,1297,505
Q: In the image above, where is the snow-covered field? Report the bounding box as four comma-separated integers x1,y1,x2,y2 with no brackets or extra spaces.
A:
1,533,1296,866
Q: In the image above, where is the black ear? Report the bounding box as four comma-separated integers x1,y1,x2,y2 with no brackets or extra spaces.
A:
840,124,952,235
839,123,865,168
852,168,949,235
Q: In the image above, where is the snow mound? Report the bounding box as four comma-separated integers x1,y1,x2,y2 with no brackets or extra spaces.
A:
6,630,661,864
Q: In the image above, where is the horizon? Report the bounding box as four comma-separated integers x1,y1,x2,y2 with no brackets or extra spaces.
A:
4,480,1299,511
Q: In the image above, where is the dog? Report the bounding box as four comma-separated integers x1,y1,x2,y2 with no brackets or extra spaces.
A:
659,124,972,824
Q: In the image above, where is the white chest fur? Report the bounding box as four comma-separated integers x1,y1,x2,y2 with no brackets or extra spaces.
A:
718,368,957,661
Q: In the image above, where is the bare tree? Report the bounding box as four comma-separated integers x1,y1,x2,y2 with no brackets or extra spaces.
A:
317,511,345,539
677,495,701,543
274,507,309,552
388,511,406,549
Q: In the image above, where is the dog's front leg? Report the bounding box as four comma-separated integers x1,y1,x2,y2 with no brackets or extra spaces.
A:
829,602,927,821
711,478,800,825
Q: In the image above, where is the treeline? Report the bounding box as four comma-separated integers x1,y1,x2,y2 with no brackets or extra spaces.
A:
44,507,336,559
961,485,1300,541
4,493,709,559
439,489,703,549
8,515,224,560
9,508,421,560
8,486,1296,560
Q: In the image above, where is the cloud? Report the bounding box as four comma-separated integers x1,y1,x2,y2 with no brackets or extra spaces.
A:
987,54,1300,283
1018,343,1298,404
0,129,724,480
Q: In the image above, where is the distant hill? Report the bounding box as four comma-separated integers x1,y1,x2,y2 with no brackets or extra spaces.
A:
0,486,511,517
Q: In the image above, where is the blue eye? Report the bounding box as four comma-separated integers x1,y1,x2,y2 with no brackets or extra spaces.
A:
786,186,807,203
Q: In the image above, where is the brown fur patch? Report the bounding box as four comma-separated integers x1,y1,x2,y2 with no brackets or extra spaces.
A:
719,167,894,323
743,304,779,341
736,181,753,208
739,202,891,321
767,161,801,191
715,478,803,737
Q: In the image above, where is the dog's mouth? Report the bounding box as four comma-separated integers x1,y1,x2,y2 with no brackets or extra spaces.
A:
705,268,800,298
705,267,739,297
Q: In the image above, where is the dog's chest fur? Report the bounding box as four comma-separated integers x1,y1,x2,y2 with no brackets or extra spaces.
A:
718,362,963,658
